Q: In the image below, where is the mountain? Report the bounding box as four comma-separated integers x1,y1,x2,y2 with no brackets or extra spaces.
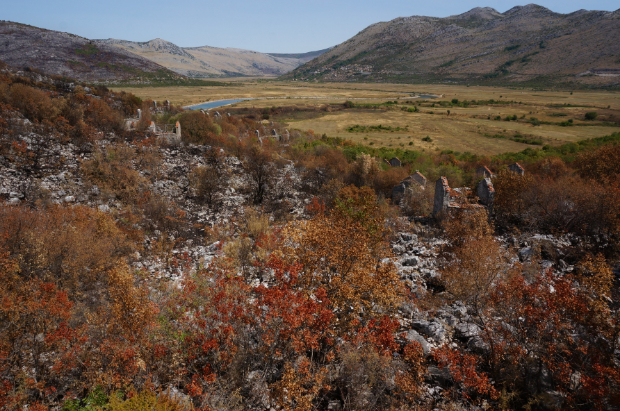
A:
267,48,333,63
283,4,620,87
0,21,180,82
100,38,329,78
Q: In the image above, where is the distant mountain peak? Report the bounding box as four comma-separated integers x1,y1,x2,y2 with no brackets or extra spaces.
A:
449,7,502,20
503,3,555,16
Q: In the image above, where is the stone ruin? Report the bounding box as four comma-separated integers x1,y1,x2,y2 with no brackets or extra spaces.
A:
388,157,402,167
392,171,427,204
476,166,494,178
432,177,486,217
508,162,525,175
148,121,181,143
124,109,141,130
433,177,452,217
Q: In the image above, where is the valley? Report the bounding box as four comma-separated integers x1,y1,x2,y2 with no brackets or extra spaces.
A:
117,80,620,155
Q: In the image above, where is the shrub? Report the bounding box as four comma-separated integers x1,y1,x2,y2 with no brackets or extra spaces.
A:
585,111,598,120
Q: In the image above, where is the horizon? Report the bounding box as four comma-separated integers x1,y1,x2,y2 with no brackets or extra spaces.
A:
3,1,619,53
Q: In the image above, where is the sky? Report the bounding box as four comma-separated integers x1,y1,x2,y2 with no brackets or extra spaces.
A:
3,0,619,53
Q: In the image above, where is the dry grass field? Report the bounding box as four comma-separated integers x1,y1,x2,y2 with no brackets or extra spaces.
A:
116,81,620,155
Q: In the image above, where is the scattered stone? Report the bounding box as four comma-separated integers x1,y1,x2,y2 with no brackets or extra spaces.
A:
405,329,430,356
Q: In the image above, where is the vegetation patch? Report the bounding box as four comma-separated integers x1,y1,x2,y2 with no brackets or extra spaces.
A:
347,124,408,133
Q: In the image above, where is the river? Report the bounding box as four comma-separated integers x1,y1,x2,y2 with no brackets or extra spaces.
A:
184,95,439,110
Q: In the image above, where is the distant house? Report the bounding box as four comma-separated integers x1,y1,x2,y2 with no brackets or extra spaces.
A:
508,162,525,175
388,157,402,167
476,166,495,178
410,170,427,187
391,171,427,203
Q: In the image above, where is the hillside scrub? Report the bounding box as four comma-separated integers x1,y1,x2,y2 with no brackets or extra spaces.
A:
2,66,620,410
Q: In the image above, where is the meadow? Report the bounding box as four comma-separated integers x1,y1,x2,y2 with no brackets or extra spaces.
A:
117,80,620,155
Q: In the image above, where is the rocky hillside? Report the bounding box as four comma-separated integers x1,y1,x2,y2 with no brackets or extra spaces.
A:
0,21,181,82
101,38,329,77
284,4,620,87
2,62,620,410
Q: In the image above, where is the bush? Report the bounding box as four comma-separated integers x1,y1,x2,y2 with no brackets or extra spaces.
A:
585,111,598,120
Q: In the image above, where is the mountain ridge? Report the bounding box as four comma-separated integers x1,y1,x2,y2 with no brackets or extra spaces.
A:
100,38,329,78
0,21,180,82
283,4,620,87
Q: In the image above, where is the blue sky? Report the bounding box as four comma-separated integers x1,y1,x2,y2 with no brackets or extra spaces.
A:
3,0,619,53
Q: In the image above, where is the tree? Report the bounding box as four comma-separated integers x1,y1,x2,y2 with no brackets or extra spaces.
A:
281,186,404,330
192,148,229,206
242,144,275,204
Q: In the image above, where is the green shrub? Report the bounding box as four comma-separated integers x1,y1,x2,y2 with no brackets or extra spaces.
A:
585,111,598,120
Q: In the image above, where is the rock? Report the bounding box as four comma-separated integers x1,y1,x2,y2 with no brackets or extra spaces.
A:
425,366,452,385
64,195,75,202
402,256,418,267
399,301,417,317
98,204,110,212
450,302,468,318
9,192,23,199
392,244,406,254
405,330,430,356
454,322,481,339
327,401,342,411
540,260,554,270
467,335,489,354
519,246,534,262
412,319,446,341
400,232,416,242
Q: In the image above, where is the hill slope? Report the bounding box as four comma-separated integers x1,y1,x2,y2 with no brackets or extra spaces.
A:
101,38,328,78
283,4,620,87
0,21,180,82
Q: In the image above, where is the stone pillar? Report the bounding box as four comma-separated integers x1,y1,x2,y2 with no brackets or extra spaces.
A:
175,121,181,140
477,178,495,213
137,109,142,120
433,177,451,217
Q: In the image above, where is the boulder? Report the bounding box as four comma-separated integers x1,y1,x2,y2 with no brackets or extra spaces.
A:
454,322,481,339
405,330,430,356
412,319,446,341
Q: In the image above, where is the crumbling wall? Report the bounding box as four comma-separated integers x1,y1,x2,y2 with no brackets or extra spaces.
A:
433,177,451,217
477,178,495,213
